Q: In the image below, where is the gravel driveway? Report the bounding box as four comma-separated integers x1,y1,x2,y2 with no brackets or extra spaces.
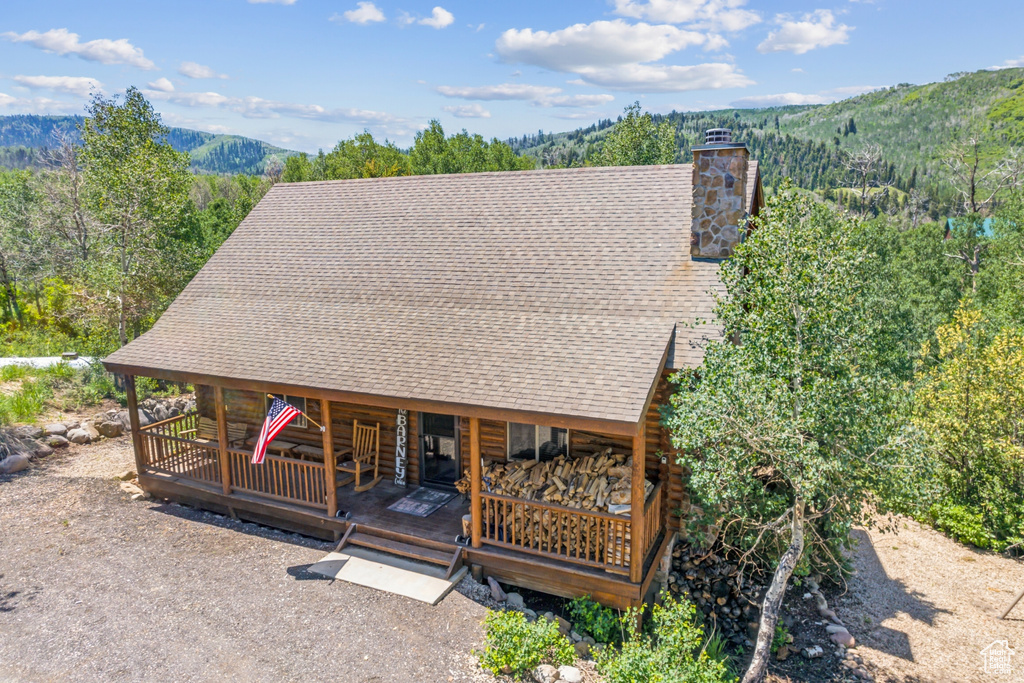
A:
0,438,490,683
838,519,1024,682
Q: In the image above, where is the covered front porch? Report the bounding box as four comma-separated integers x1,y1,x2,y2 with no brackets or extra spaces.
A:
121,374,672,610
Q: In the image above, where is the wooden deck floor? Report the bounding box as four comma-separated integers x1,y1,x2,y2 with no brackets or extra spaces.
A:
338,482,467,545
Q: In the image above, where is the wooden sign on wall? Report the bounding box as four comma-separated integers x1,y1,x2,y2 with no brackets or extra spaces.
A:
394,409,408,487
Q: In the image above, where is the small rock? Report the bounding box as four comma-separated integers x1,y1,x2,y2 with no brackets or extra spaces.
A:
154,404,170,422
826,624,849,635
523,608,537,621
63,420,80,431
120,481,144,496
830,631,856,648
803,592,813,599
802,645,824,659
557,666,582,683
582,636,596,646
131,492,145,501
97,421,122,438
775,644,790,661
82,421,100,440
0,453,30,474
137,409,155,428
542,611,555,623
506,592,525,610
591,643,606,654
67,428,92,445
46,435,69,448
570,630,582,643
44,423,68,437
555,616,571,635
117,469,137,481
487,576,507,602
842,660,858,669
855,668,874,681
532,664,559,683
33,442,54,457
573,641,591,659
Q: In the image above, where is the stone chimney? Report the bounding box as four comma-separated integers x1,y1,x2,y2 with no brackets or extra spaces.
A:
690,128,749,259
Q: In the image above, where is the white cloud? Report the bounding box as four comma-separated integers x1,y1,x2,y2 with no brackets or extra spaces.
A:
539,93,616,107
990,56,1024,70
575,62,753,92
143,88,416,136
436,83,562,100
730,84,884,108
612,0,761,32
442,104,491,118
0,92,83,114
730,92,827,107
1,28,155,69
11,75,101,97
335,2,386,25
496,20,706,71
757,10,852,54
247,0,298,4
420,6,454,29
147,77,175,92
178,61,228,79
437,82,615,107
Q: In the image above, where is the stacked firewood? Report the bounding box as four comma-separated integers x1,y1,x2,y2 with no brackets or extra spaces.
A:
455,448,654,513
668,544,763,646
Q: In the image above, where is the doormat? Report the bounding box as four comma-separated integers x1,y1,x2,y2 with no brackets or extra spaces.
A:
387,487,457,517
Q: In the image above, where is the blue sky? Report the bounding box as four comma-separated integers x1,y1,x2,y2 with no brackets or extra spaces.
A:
2,0,1023,152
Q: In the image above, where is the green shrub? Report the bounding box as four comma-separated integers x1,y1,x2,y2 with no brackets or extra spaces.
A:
567,594,621,644
595,594,735,683
926,502,999,549
476,609,575,678
770,623,789,655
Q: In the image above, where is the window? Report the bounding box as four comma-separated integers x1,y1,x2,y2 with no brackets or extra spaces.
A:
508,423,568,461
266,393,307,429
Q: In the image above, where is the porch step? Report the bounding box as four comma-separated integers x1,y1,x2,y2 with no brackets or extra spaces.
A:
342,526,458,569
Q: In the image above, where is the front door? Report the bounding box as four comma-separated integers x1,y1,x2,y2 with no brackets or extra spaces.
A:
420,413,459,488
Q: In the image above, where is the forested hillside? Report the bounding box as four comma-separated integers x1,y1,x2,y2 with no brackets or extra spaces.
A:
0,114,300,175
513,68,1024,215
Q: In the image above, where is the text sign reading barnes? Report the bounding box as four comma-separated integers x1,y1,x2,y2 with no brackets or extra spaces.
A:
395,409,408,487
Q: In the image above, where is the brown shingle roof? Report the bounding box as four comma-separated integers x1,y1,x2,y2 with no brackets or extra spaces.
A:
104,163,758,426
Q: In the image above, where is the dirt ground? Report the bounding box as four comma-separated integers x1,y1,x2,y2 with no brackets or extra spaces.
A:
836,519,1024,682
0,437,491,683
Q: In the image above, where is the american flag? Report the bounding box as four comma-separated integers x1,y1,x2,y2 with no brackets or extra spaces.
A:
252,397,301,464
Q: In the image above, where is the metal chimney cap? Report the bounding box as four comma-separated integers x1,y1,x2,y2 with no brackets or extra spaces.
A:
705,128,733,144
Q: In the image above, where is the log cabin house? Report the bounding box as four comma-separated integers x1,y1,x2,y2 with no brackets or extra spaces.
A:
102,130,763,611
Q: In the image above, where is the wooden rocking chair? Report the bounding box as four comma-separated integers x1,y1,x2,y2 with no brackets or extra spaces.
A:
337,420,382,492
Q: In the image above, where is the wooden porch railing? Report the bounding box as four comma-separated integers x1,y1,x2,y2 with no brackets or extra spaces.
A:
480,493,622,573
640,480,663,562
225,448,327,510
139,412,326,510
479,480,665,574
139,413,221,485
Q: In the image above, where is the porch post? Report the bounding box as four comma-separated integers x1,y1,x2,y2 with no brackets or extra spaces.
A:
470,416,482,548
630,421,646,583
320,399,337,518
215,385,231,495
124,375,146,476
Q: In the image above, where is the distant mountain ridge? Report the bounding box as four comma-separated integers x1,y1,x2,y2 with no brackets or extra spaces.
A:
511,67,1024,204
0,115,301,175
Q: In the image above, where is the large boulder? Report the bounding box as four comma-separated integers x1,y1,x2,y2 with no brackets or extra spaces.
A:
44,423,68,437
532,665,559,683
0,453,30,474
97,421,122,438
153,403,170,422
46,435,69,448
14,425,44,440
67,428,92,445
82,421,100,441
138,409,155,428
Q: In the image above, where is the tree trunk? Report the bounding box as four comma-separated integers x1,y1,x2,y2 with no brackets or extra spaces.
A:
742,498,806,683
